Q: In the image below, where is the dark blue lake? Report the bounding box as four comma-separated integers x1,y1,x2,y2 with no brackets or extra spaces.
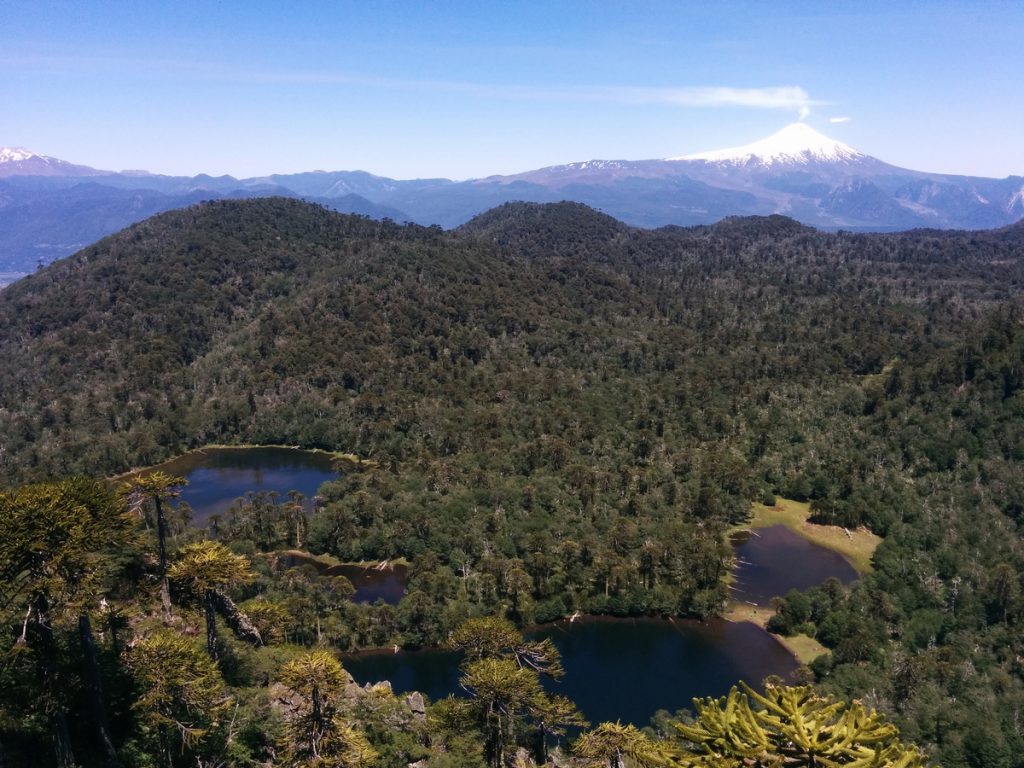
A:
344,616,798,726
154,447,337,525
281,552,409,605
730,525,859,606
133,449,851,729
335,564,408,604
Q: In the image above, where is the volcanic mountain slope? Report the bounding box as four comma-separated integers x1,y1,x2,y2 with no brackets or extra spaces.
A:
0,146,108,178
487,123,1024,231
3,125,1024,273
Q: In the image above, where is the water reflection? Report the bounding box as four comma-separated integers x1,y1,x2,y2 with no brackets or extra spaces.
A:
730,525,858,606
343,617,798,726
281,552,408,605
150,447,337,526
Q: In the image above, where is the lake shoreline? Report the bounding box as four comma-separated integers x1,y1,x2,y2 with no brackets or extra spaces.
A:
722,601,827,665
341,613,800,725
276,548,413,570
722,497,881,665
732,497,881,575
107,442,359,482
342,612,802,670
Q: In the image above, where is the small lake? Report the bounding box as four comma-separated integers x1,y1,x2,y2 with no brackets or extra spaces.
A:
134,448,850,727
730,525,858,606
334,564,409,604
280,552,408,605
344,617,798,726
152,447,337,526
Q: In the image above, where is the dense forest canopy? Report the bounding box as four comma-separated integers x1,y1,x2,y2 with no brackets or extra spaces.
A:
2,198,1024,766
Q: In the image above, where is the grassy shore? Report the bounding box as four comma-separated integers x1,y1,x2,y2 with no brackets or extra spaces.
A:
723,602,829,665
723,497,882,665
735,497,881,575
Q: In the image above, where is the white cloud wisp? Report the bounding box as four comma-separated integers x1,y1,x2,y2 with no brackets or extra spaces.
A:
2,52,817,118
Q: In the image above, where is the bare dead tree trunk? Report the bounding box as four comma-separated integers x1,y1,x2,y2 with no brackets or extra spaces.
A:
210,589,264,646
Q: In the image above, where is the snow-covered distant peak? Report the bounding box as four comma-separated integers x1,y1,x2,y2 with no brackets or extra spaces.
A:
559,160,628,171
0,147,43,163
0,147,107,177
669,123,865,167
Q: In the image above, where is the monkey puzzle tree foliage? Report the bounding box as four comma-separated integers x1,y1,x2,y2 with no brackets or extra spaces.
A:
447,616,524,659
278,650,376,768
447,616,564,679
447,617,585,767
168,540,259,658
126,631,231,768
121,471,186,620
238,596,291,644
671,683,925,767
573,721,670,768
0,477,136,768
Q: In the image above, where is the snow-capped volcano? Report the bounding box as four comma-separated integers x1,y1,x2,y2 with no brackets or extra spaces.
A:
1,129,1022,276
0,147,43,163
0,146,106,177
670,122,865,167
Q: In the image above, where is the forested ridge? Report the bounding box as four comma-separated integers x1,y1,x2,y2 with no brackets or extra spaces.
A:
2,197,1024,766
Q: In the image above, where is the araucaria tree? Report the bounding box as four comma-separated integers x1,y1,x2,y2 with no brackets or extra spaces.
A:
168,540,259,659
0,477,136,768
447,617,585,767
127,631,231,768
278,650,376,768
121,471,186,620
459,657,545,768
671,682,926,767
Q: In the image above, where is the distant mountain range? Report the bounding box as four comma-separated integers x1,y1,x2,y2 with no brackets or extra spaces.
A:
2,123,1023,273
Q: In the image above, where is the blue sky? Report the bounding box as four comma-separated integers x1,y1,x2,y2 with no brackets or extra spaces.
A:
2,0,1022,179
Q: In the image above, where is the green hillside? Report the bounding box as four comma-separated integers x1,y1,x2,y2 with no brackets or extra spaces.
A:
2,198,1024,766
